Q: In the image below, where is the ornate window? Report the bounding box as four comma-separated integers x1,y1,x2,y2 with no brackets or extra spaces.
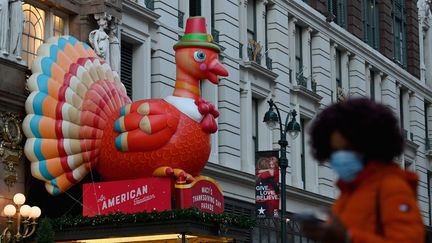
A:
328,0,347,28
22,3,67,67
189,0,201,16
120,41,133,98
295,25,306,86
53,15,65,37
247,0,257,40
22,4,45,67
392,0,406,67
363,0,379,49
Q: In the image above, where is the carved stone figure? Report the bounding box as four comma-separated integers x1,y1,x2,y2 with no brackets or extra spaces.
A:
419,0,431,19
89,13,110,60
108,19,120,74
0,0,9,55
9,0,24,60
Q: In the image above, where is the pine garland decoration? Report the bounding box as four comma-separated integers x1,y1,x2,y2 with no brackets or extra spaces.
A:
50,208,255,230
36,218,55,243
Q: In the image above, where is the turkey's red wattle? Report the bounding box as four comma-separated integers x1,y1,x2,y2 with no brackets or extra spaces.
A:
200,114,218,134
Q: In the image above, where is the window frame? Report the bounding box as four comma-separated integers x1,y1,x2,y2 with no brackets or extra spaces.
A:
392,0,406,67
335,49,342,89
295,25,303,75
120,40,134,99
22,1,68,67
363,0,380,49
328,0,347,28
252,98,259,153
247,0,257,41
189,0,201,17
370,70,375,101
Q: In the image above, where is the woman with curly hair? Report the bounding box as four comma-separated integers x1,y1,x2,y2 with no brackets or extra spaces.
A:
300,98,425,243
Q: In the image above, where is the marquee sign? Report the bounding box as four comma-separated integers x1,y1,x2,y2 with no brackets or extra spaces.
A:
83,178,172,216
175,176,224,213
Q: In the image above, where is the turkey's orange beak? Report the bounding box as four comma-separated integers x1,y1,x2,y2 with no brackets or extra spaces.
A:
207,58,228,84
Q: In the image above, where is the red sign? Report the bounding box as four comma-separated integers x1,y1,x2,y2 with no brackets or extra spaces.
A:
83,177,172,216
175,176,224,213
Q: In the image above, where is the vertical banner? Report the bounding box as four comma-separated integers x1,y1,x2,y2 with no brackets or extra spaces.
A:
255,150,280,218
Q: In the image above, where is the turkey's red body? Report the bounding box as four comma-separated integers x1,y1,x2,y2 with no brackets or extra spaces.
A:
97,99,211,181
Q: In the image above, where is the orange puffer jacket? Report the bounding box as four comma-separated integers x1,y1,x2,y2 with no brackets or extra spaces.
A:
332,162,425,243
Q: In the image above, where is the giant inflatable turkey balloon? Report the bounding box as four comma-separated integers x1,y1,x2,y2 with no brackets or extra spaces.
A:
23,17,228,195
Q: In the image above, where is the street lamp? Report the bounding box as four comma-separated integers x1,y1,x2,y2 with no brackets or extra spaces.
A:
263,99,301,243
1,193,41,242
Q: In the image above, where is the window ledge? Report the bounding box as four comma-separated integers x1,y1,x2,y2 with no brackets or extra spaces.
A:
123,0,161,23
240,61,278,81
404,139,419,162
425,149,432,158
291,85,322,104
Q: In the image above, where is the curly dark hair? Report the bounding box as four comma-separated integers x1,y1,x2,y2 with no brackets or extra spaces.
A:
309,98,404,163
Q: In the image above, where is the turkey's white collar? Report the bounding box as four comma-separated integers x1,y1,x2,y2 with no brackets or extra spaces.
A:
164,96,202,123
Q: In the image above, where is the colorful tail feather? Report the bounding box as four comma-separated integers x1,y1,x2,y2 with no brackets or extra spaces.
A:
23,36,130,195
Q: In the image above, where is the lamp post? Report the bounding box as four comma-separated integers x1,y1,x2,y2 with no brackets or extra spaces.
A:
1,193,41,242
263,99,301,243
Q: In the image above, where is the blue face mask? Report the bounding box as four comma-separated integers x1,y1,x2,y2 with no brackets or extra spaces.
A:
329,150,364,182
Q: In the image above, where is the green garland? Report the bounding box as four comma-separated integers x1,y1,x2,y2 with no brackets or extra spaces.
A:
51,208,255,230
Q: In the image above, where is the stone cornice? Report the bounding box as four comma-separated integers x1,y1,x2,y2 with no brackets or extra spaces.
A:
122,0,161,23
292,85,322,104
283,0,432,103
240,61,279,80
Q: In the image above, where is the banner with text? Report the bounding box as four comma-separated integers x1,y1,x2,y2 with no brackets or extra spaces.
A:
175,176,224,213
83,177,172,216
255,150,280,218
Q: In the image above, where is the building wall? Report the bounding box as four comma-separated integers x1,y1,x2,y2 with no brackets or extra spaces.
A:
0,0,430,235
120,0,432,225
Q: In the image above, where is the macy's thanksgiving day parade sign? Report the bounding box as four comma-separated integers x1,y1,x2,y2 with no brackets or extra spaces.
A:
22,17,227,215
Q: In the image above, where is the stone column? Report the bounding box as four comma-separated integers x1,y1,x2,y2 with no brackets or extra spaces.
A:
341,51,350,92
348,55,366,97
365,64,372,98
256,0,267,67
311,31,332,106
381,75,398,112
289,17,297,85
424,22,432,86
302,27,312,89
0,0,8,55
374,72,384,102
239,0,248,61
395,82,402,118
288,98,302,189
215,0,241,169
427,104,432,139
202,0,211,33
330,42,338,101
8,0,24,60
409,91,423,144
419,21,426,84
402,88,411,136
240,80,253,173
178,0,188,29
151,1,179,98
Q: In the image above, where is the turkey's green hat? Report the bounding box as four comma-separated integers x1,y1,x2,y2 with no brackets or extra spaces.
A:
174,16,220,52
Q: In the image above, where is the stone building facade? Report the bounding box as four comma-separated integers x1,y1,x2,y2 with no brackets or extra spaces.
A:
0,0,431,241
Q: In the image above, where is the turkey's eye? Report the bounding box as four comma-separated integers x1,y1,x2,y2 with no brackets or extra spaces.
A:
194,51,206,62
